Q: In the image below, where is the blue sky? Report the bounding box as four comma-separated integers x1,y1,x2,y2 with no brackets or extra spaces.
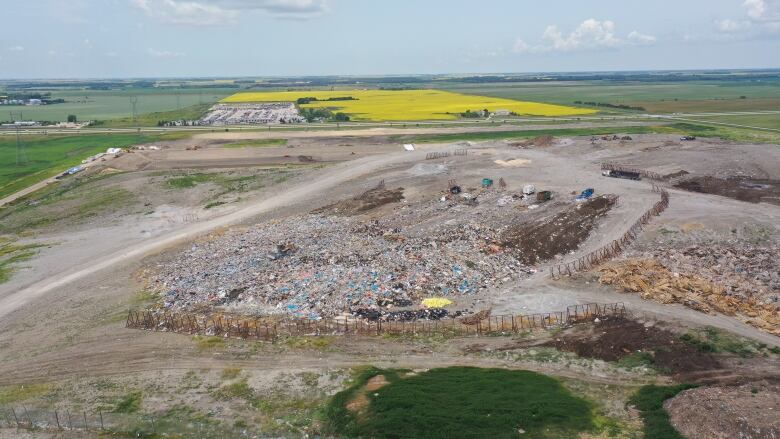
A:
1,0,779,78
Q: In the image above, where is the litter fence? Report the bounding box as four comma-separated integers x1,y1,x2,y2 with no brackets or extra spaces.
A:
550,185,670,278
600,162,664,181
126,302,627,341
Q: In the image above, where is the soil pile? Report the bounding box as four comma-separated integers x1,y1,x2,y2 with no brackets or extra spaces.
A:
501,195,616,265
675,176,780,205
511,135,554,148
542,317,721,378
313,187,405,216
665,382,780,439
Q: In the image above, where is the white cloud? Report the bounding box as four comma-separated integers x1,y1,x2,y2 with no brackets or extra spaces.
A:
8,46,24,52
715,0,780,36
148,48,186,58
130,0,328,25
105,51,119,57
743,0,780,21
627,30,657,44
717,19,750,32
514,19,655,53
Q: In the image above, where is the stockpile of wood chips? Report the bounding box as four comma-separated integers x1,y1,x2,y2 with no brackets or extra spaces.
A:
599,259,779,335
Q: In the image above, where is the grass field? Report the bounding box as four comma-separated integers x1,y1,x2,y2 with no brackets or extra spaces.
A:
0,133,166,200
324,367,597,439
3,88,235,123
222,89,596,121
681,113,780,130
629,384,696,439
443,80,780,114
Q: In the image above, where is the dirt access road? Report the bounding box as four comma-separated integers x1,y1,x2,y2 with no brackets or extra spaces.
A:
0,147,442,321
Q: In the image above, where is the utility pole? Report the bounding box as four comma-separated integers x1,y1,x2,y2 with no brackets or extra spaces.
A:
15,125,28,166
130,96,139,124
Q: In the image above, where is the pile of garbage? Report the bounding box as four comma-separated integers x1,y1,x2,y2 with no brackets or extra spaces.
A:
599,258,779,335
150,212,532,320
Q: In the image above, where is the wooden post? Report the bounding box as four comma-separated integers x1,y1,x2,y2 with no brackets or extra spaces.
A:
99,410,104,430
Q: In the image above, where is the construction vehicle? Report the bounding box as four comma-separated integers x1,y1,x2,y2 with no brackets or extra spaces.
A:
602,169,641,180
522,185,536,195
680,136,696,141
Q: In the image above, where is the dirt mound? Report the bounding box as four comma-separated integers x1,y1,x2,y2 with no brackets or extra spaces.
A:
599,259,780,335
313,187,404,216
511,135,555,148
665,382,780,439
501,195,616,265
542,317,721,378
675,176,780,205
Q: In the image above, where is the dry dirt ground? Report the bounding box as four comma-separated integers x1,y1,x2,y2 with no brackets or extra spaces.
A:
0,131,778,437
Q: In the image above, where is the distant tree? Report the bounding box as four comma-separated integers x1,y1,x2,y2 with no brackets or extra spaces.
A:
333,112,350,122
67,114,77,123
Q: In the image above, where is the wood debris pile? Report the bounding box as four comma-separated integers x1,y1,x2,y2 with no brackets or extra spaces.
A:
599,259,779,335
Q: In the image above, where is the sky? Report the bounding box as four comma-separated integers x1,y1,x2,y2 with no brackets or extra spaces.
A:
0,0,779,78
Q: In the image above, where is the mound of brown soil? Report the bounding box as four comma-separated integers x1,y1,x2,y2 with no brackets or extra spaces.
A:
501,195,616,264
675,176,780,205
313,187,404,216
543,317,720,378
665,382,780,439
511,135,555,148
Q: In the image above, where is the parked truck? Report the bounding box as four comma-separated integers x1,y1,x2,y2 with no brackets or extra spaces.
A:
602,169,641,180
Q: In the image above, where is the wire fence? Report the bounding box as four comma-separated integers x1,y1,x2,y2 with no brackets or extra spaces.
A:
126,302,627,341
550,184,670,278
0,405,258,437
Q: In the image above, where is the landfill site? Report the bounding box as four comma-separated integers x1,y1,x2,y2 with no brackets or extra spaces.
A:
0,127,779,438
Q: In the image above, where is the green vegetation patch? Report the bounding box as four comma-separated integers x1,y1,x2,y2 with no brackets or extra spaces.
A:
0,133,169,200
680,326,765,357
628,384,696,439
221,138,288,148
0,383,50,405
113,391,143,414
193,335,225,351
0,236,44,283
0,174,137,235
324,366,595,439
398,124,683,143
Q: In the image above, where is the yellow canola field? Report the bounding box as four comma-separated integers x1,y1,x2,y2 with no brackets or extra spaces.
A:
221,89,595,121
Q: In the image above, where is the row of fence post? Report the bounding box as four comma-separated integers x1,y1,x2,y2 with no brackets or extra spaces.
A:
550,185,670,279
126,302,627,340
2,407,104,431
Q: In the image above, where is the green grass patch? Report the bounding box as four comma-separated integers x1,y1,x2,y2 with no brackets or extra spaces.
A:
220,368,242,381
0,237,44,283
0,383,50,405
96,103,212,128
680,326,763,357
193,335,225,351
616,351,655,369
212,379,254,401
282,336,335,351
221,138,288,148
113,391,143,414
0,132,180,200
323,366,596,439
629,384,696,439
397,124,683,143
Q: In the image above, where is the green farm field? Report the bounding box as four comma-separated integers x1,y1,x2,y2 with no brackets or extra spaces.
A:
0,133,179,200
442,80,780,113
1,88,235,123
